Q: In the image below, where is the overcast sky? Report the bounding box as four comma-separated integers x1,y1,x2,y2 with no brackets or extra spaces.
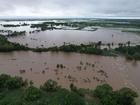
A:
0,0,140,18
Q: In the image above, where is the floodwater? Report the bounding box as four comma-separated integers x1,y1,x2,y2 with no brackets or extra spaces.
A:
0,21,140,103
8,29,140,48
0,51,140,103
0,51,140,90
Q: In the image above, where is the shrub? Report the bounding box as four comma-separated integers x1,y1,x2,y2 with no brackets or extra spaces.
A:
23,86,42,101
116,88,138,105
133,52,140,60
93,84,113,98
5,76,25,89
40,79,60,92
0,74,10,89
0,74,27,90
49,89,85,105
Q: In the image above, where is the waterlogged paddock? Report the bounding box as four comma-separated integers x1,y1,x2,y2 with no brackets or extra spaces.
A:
8,29,140,48
0,51,140,91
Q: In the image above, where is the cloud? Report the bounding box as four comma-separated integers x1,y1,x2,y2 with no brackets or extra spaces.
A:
0,0,140,18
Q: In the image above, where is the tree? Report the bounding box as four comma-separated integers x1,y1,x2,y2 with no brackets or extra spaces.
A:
0,74,10,89
5,76,25,89
116,88,138,105
49,89,85,105
40,79,60,92
93,84,113,98
23,86,42,101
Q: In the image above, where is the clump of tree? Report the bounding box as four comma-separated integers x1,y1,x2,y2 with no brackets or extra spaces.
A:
93,84,138,105
0,35,29,52
115,45,140,61
0,74,27,90
7,31,26,37
40,79,61,92
48,89,85,105
23,86,42,101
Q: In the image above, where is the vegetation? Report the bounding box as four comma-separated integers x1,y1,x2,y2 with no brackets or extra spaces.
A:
3,24,20,27
0,74,138,105
7,31,26,37
32,43,117,56
40,79,61,92
0,35,140,60
3,23,29,27
29,19,140,31
0,35,29,52
115,45,140,60
23,86,42,101
93,84,138,105
0,74,27,90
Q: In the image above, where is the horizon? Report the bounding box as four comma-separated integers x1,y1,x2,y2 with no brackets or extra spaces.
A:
0,16,140,20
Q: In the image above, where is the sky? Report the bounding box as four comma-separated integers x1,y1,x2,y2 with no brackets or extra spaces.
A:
0,0,140,18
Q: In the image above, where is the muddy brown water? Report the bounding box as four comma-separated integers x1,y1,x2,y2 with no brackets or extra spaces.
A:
0,51,139,89
1,25,140,102
8,29,140,48
0,51,140,102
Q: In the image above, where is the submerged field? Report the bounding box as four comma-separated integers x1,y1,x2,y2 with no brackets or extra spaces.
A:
0,19,140,104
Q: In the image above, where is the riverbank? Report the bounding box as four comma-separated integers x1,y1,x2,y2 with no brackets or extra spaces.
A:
0,74,138,105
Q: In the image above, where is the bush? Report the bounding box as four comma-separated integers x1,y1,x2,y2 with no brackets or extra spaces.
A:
93,84,138,105
5,77,25,89
133,52,140,60
23,86,42,101
116,88,138,105
0,74,10,89
40,79,60,92
126,53,134,60
49,89,85,105
93,84,113,98
0,74,27,90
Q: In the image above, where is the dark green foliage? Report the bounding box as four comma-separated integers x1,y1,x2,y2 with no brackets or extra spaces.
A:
70,83,85,97
115,45,140,60
93,84,113,98
126,53,134,60
116,88,138,105
133,52,140,60
0,74,27,90
70,83,77,92
23,86,42,101
40,79,60,92
0,74,10,89
48,89,85,105
0,35,29,52
0,75,138,105
93,84,138,105
5,76,25,89
7,31,26,37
